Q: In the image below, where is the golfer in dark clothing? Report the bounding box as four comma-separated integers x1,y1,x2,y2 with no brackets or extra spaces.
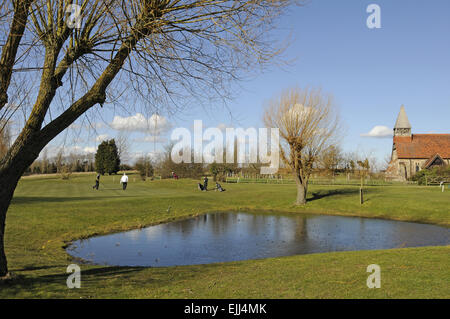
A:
203,176,208,191
92,174,100,190
215,182,225,192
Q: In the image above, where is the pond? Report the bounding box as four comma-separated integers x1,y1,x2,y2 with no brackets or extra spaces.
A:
66,212,450,267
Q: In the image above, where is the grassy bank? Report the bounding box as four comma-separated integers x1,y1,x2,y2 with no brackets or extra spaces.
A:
1,173,448,298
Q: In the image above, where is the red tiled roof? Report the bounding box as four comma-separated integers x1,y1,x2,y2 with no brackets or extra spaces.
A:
422,153,444,168
394,134,450,159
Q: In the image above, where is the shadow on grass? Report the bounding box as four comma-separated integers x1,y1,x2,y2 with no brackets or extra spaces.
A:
0,262,234,296
0,266,146,288
11,194,139,204
308,188,360,202
13,264,65,272
1,259,257,289
12,197,100,204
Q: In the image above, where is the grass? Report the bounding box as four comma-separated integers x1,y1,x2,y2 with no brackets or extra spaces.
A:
0,173,449,298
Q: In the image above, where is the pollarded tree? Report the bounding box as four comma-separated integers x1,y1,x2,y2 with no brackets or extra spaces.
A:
0,0,298,277
263,88,340,205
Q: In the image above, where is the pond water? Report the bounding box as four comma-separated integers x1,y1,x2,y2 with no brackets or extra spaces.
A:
66,212,450,267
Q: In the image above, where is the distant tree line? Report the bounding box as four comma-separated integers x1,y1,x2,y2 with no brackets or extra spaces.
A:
25,151,96,176
21,137,383,182
154,145,204,179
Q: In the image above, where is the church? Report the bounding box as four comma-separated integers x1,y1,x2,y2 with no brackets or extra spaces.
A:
386,106,450,181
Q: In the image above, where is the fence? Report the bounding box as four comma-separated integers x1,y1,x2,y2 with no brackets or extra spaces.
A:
424,176,450,185
225,176,404,186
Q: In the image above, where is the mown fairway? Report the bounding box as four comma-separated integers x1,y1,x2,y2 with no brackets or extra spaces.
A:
0,173,449,298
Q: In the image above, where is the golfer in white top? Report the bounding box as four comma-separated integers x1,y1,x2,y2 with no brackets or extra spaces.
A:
120,173,128,190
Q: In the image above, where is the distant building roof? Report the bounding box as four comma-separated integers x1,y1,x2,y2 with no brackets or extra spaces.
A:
394,134,450,159
422,153,445,169
394,105,411,129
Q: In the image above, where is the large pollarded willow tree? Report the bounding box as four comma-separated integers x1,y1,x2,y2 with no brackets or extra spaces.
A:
0,0,296,277
263,88,340,205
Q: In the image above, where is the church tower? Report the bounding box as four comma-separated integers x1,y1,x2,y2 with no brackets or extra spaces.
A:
393,105,412,137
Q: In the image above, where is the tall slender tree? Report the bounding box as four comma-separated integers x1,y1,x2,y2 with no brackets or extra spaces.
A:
95,139,120,175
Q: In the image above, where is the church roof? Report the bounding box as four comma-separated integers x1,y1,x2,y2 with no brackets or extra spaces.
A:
422,153,445,169
394,134,450,159
394,105,411,129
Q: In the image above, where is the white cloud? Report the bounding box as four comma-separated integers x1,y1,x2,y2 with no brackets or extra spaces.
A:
91,122,104,129
69,122,104,130
361,125,392,138
43,145,96,157
65,145,83,154
83,147,96,154
65,145,97,155
96,134,109,142
110,113,171,134
134,136,167,143
129,150,165,162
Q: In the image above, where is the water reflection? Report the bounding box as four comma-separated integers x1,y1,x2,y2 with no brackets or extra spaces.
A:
67,212,450,267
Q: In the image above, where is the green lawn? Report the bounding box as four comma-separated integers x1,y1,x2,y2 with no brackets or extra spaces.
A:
0,173,449,298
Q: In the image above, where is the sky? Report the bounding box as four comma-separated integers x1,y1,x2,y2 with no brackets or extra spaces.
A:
46,0,450,166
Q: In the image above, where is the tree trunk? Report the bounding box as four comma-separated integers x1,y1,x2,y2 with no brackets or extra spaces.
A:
292,169,308,205
0,171,21,277
0,208,8,277
0,142,41,277
295,182,307,205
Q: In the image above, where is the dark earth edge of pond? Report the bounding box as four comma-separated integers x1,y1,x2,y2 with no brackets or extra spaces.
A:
66,211,450,268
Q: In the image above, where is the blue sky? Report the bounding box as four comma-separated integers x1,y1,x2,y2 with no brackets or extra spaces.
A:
49,0,450,165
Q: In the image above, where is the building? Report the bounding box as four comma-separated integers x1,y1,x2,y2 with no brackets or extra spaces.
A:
386,106,450,181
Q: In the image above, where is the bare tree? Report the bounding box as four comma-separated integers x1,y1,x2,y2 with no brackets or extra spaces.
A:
383,153,391,171
0,0,297,277
0,120,11,158
319,144,343,177
55,149,72,179
357,159,370,184
40,148,49,173
115,132,130,163
264,87,340,205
